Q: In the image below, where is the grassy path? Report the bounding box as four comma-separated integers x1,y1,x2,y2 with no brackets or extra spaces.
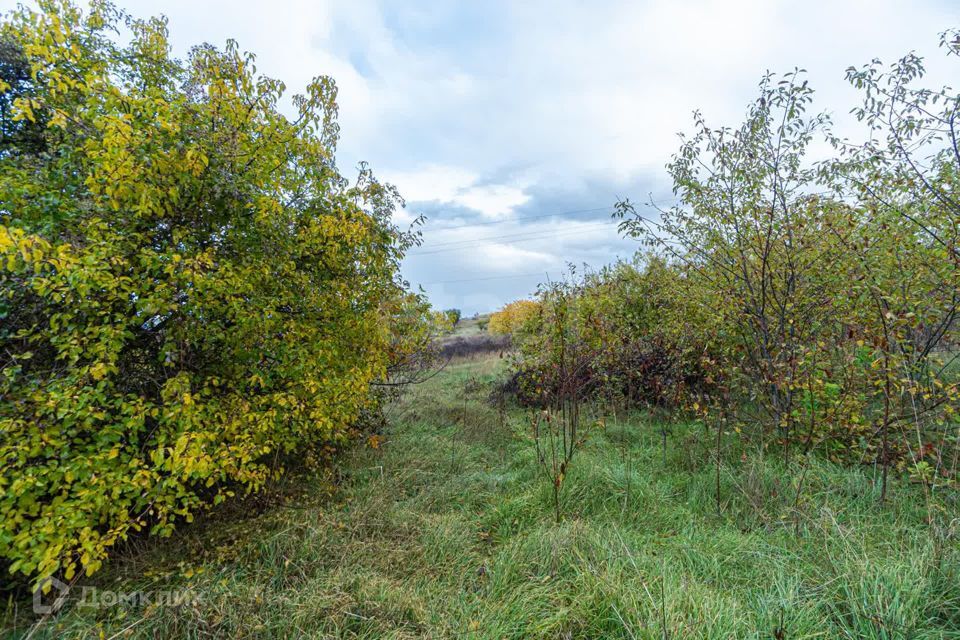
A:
9,353,960,638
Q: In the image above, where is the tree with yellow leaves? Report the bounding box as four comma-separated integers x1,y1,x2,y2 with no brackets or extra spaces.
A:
488,299,540,336
0,1,429,586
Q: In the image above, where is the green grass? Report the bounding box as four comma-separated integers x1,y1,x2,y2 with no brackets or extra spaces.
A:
5,353,960,639
437,315,490,343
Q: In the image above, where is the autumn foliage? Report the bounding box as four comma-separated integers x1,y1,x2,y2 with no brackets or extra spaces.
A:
0,1,431,586
488,299,539,336
510,34,960,506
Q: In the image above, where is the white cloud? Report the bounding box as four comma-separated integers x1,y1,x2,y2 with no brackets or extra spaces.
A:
454,185,530,219
383,164,530,218
464,244,554,271
9,0,955,313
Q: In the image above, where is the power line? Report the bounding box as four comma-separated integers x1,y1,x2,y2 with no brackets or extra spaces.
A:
425,206,613,231
407,221,623,256
403,195,678,260
419,271,548,286
417,196,679,233
411,220,615,251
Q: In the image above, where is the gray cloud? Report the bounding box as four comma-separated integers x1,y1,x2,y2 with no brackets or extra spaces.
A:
6,0,957,313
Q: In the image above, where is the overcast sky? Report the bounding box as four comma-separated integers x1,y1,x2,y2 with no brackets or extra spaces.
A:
7,1,958,314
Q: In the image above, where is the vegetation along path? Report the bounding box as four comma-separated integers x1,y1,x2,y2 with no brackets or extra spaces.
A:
9,342,959,639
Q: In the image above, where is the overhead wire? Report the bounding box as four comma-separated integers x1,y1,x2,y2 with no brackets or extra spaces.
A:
415,196,680,233
406,196,678,283
408,221,625,256
409,219,616,252
410,190,848,289
419,271,550,286
423,206,613,231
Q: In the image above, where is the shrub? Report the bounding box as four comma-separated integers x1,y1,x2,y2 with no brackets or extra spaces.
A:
614,49,960,491
443,308,462,327
0,1,425,585
488,299,539,335
437,334,510,360
501,260,713,413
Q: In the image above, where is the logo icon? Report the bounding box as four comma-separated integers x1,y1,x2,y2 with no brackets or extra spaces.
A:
33,577,70,615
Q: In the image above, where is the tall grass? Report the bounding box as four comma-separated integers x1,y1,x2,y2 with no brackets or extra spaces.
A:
4,354,958,639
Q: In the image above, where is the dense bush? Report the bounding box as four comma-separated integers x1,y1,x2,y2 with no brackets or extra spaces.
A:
494,260,713,411
508,33,960,502
488,299,539,335
616,49,960,489
576,258,715,408
0,1,430,586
